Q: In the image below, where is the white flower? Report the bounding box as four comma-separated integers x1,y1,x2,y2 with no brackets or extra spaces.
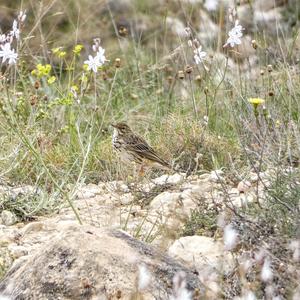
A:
11,20,20,40
224,224,238,250
137,264,151,291
261,258,273,282
194,45,206,64
96,47,106,65
0,34,6,44
0,43,18,65
204,0,219,11
84,55,101,73
224,20,243,48
84,46,106,73
18,10,27,23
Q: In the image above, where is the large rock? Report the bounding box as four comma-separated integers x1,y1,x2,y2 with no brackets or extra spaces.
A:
168,235,234,273
0,224,203,299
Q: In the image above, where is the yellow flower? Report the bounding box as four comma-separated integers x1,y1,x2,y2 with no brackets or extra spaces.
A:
52,47,66,58
52,47,61,55
71,85,78,91
58,51,66,58
47,76,56,84
73,44,83,55
248,98,265,105
33,63,52,78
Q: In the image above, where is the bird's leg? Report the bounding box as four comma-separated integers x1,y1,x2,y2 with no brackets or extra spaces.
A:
138,163,146,178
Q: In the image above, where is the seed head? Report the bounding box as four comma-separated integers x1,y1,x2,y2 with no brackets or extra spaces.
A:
251,40,258,50
267,64,273,72
178,70,185,79
34,80,40,90
185,65,193,74
115,58,121,68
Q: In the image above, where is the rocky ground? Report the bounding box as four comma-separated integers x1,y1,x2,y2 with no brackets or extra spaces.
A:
0,170,268,299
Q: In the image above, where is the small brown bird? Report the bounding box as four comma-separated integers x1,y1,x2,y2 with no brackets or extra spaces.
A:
111,122,171,173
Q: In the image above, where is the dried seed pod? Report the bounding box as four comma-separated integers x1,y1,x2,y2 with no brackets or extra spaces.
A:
267,64,273,72
185,65,193,74
34,80,40,89
115,58,121,68
178,70,185,79
30,95,38,106
251,40,258,50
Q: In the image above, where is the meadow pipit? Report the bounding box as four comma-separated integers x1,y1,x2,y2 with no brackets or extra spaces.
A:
111,122,171,173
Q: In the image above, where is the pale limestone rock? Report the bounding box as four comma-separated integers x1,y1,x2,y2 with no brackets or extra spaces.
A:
0,211,18,226
168,235,234,273
237,180,251,193
0,225,203,299
106,180,130,193
237,4,253,29
7,244,28,259
166,17,186,38
119,193,134,205
249,172,259,182
209,169,225,183
254,8,285,35
197,11,220,44
21,222,44,235
254,0,286,11
152,173,185,185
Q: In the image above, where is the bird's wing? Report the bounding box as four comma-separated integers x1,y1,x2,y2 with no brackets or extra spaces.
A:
125,134,170,168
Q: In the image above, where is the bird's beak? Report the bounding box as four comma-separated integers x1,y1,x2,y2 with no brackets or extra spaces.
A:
110,123,117,128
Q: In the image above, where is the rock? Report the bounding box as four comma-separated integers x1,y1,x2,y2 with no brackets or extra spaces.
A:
152,173,185,185
197,11,219,45
0,211,18,226
254,8,285,35
0,225,204,299
237,180,251,193
168,235,234,273
209,170,225,183
119,193,134,205
254,0,286,11
20,222,44,235
249,172,259,182
7,244,28,259
237,4,253,30
74,183,104,199
149,191,197,223
166,17,186,38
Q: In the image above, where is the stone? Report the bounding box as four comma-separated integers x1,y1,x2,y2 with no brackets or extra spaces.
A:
0,225,204,299
152,173,185,185
254,0,286,11
254,8,285,35
237,180,251,193
166,17,186,38
197,11,219,45
7,244,28,259
21,222,44,235
0,211,18,226
209,170,225,183
168,235,234,273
